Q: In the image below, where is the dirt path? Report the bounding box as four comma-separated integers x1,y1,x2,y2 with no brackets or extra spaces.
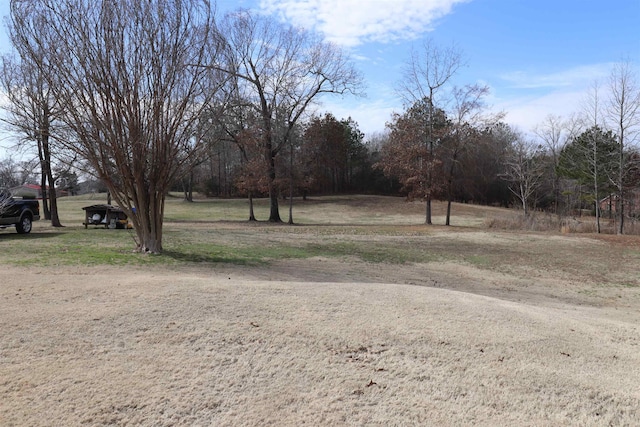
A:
1,263,639,426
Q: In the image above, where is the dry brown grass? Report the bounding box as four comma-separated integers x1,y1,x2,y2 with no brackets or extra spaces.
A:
486,210,640,236
1,196,640,426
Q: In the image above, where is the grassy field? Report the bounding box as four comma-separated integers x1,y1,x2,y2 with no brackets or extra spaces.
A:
3,193,483,266
2,194,638,292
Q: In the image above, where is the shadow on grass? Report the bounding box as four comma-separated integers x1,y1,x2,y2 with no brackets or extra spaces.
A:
161,249,263,266
0,232,66,241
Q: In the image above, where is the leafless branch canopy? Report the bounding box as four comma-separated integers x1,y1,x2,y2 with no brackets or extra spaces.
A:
10,0,226,252
397,38,465,108
215,9,364,221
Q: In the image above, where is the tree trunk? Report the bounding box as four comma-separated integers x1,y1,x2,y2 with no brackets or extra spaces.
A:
594,160,600,234
445,181,452,226
137,226,162,253
425,89,435,225
592,132,601,234
248,192,256,221
288,192,294,224
617,191,624,235
269,190,281,222
46,172,62,227
129,190,165,254
182,173,193,202
608,194,613,219
617,138,625,234
41,132,62,227
40,170,50,220
267,149,281,223
445,154,456,226
42,115,61,226
288,140,294,225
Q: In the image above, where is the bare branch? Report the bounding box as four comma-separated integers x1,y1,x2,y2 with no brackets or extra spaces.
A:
10,0,225,252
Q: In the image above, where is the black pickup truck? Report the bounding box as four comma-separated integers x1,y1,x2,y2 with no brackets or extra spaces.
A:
0,190,40,234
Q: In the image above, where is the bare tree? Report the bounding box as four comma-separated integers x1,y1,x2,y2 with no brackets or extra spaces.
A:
500,129,545,216
10,0,225,253
441,84,500,225
0,158,20,213
0,157,22,189
533,114,581,216
580,81,609,232
211,82,265,220
0,53,64,226
607,60,640,234
398,38,464,224
216,9,363,222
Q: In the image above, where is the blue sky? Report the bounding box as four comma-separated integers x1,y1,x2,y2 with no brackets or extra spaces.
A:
1,0,639,148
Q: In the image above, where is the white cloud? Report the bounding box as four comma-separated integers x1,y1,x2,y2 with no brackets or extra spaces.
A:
258,0,470,46
490,63,619,133
314,96,399,139
499,63,612,90
493,91,585,133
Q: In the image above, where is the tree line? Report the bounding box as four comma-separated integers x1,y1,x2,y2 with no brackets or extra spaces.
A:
0,0,638,254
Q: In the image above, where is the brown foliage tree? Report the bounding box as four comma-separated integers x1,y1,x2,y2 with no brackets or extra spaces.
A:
398,38,465,224
377,99,447,204
234,127,271,220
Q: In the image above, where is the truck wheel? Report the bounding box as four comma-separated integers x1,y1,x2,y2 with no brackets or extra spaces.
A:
16,215,32,234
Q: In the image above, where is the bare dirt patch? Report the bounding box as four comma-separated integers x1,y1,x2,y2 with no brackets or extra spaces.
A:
2,226,640,426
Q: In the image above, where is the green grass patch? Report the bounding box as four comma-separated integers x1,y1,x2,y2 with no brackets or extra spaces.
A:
159,242,319,265
3,194,638,292
0,228,142,266
0,224,446,268
618,282,639,288
466,255,492,267
303,241,443,264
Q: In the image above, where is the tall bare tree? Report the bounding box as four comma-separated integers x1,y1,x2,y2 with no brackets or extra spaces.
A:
500,128,545,216
10,0,225,253
607,60,640,234
0,158,21,189
0,158,34,213
211,80,265,220
0,53,63,226
398,38,464,224
216,9,363,222
580,81,609,232
441,84,500,225
533,114,581,216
